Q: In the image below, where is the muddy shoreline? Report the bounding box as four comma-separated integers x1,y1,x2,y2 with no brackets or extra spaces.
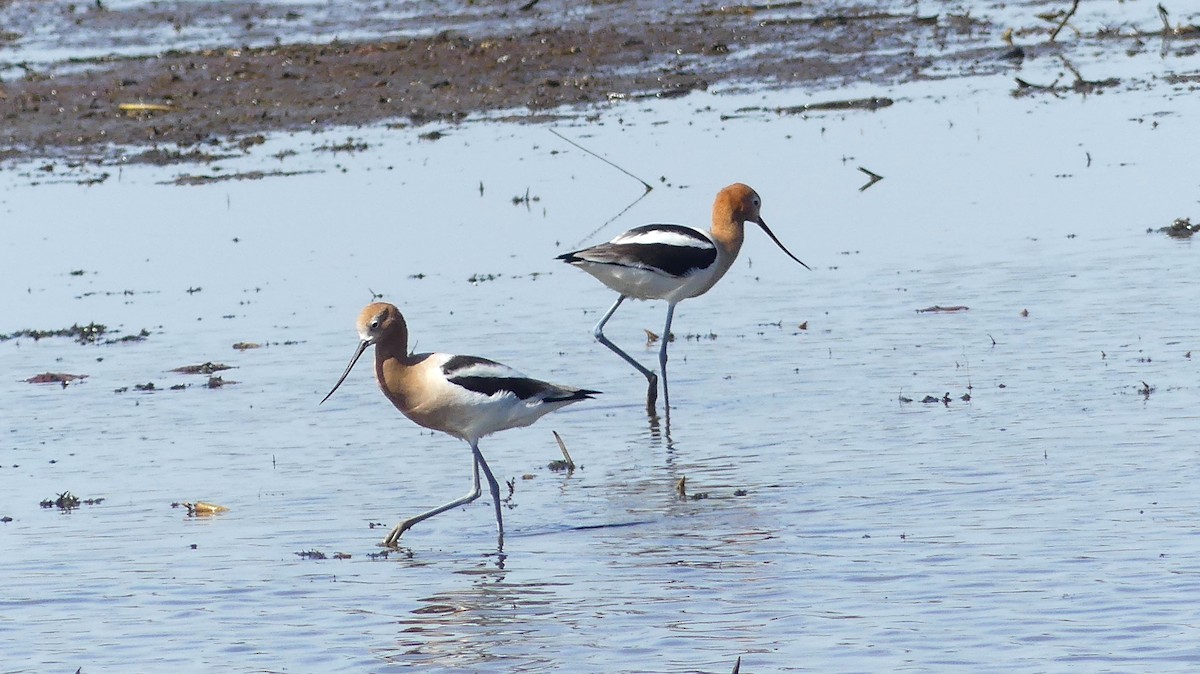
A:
0,1,1194,168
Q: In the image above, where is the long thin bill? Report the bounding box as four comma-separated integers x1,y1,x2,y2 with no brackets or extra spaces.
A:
321,340,370,404
756,218,811,270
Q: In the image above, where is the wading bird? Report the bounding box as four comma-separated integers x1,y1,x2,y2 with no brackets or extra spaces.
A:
557,183,809,408
322,302,599,547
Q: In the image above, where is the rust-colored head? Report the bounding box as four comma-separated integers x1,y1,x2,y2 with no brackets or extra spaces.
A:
718,183,765,227
715,183,810,270
353,302,407,346
321,302,409,404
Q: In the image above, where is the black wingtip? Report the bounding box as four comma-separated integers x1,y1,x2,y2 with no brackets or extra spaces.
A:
556,251,582,263
547,388,601,403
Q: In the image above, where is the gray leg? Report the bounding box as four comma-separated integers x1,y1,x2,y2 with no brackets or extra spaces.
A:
382,447,482,547
593,294,659,406
472,443,504,544
659,303,677,410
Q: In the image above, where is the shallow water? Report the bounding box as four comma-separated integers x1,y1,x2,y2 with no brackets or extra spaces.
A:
3,45,1200,674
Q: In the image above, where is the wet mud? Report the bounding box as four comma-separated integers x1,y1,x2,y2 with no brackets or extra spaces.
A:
3,0,1192,167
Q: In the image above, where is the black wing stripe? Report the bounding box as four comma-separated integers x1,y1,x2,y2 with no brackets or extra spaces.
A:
609,242,716,277
449,375,553,400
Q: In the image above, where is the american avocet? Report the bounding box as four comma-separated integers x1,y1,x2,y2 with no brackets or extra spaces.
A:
557,183,808,407
321,302,599,547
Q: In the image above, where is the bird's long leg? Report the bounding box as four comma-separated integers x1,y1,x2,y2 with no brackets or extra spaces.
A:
382,447,482,547
659,303,677,410
471,443,505,548
593,294,659,407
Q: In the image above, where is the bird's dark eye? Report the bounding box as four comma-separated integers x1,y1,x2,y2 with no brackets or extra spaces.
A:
370,320,380,329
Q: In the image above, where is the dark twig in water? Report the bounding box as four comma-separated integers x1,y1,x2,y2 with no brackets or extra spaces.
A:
776,96,894,114
570,187,653,248
1059,55,1086,83
1017,55,1119,95
1049,0,1080,42
549,128,653,193
858,166,884,191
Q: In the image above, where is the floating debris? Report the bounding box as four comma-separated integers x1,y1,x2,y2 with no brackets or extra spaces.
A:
24,372,88,385
232,342,262,350
1014,56,1119,95
904,390,970,405
644,329,675,345
181,501,229,516
916,305,969,313
110,329,151,344
2,322,117,344
171,362,233,375
316,138,369,153
511,187,540,206
858,166,884,191
39,492,103,511
675,477,709,500
1156,217,1197,239
205,375,236,388
547,430,576,472
776,96,894,114
165,169,320,186
118,102,173,116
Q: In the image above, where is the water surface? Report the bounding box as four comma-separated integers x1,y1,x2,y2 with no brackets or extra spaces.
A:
3,61,1200,673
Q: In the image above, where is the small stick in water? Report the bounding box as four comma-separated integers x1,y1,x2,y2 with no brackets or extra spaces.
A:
549,128,653,193
1048,0,1080,42
552,430,576,471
